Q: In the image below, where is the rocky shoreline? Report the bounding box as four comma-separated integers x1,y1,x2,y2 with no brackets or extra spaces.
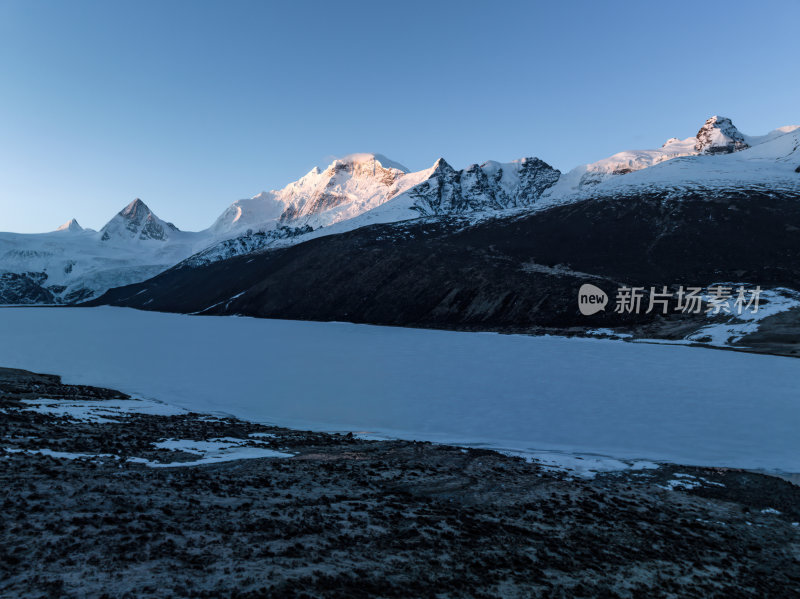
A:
1,366,799,598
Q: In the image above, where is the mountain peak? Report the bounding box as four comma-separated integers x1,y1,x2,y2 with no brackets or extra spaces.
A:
214,154,419,235
55,218,83,233
334,153,409,173
101,198,178,242
432,157,454,172
695,116,749,154
120,198,150,219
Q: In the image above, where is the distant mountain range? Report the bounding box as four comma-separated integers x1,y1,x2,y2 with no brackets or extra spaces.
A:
3,115,800,336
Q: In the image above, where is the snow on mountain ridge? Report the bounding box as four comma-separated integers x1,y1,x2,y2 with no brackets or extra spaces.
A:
541,127,800,205
742,125,800,147
211,153,432,236
544,116,799,197
335,153,410,173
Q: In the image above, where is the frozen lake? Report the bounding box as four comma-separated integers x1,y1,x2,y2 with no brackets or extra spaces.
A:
1,307,799,474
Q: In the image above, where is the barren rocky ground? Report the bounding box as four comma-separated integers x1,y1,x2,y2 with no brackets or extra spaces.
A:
1,366,799,598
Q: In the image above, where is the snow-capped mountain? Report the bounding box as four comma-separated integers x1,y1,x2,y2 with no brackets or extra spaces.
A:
213,153,560,236
399,157,560,216
211,153,433,236
545,115,799,196
55,218,84,233
100,198,179,242
0,199,212,304
541,121,800,204
3,115,800,304
196,114,798,266
694,116,749,154
195,115,800,253
187,154,561,266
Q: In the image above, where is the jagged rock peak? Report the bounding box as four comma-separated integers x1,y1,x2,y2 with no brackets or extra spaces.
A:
101,198,178,242
55,218,83,232
431,157,455,172
120,198,150,218
510,156,559,171
695,116,749,154
407,156,560,216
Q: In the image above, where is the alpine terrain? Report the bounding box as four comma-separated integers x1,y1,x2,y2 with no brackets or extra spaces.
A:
81,116,800,356
5,115,800,356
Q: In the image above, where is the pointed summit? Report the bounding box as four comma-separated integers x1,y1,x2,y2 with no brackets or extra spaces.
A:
120,198,150,219
695,116,749,154
431,157,455,173
55,218,83,233
100,198,178,242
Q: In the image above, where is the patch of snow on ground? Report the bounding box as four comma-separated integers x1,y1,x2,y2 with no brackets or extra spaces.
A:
659,473,725,491
499,449,660,479
352,432,393,441
20,397,186,422
686,286,800,346
587,328,633,339
2,448,118,461
661,478,702,491
147,438,292,467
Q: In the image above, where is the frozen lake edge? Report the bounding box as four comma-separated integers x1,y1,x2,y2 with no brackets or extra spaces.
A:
1,306,799,475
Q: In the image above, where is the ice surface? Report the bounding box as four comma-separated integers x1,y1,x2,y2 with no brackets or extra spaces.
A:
1,307,799,474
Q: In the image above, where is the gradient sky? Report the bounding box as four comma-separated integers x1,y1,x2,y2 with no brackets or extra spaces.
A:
1,0,799,233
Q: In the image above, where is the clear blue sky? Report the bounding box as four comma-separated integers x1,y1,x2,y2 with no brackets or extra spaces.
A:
1,0,799,233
